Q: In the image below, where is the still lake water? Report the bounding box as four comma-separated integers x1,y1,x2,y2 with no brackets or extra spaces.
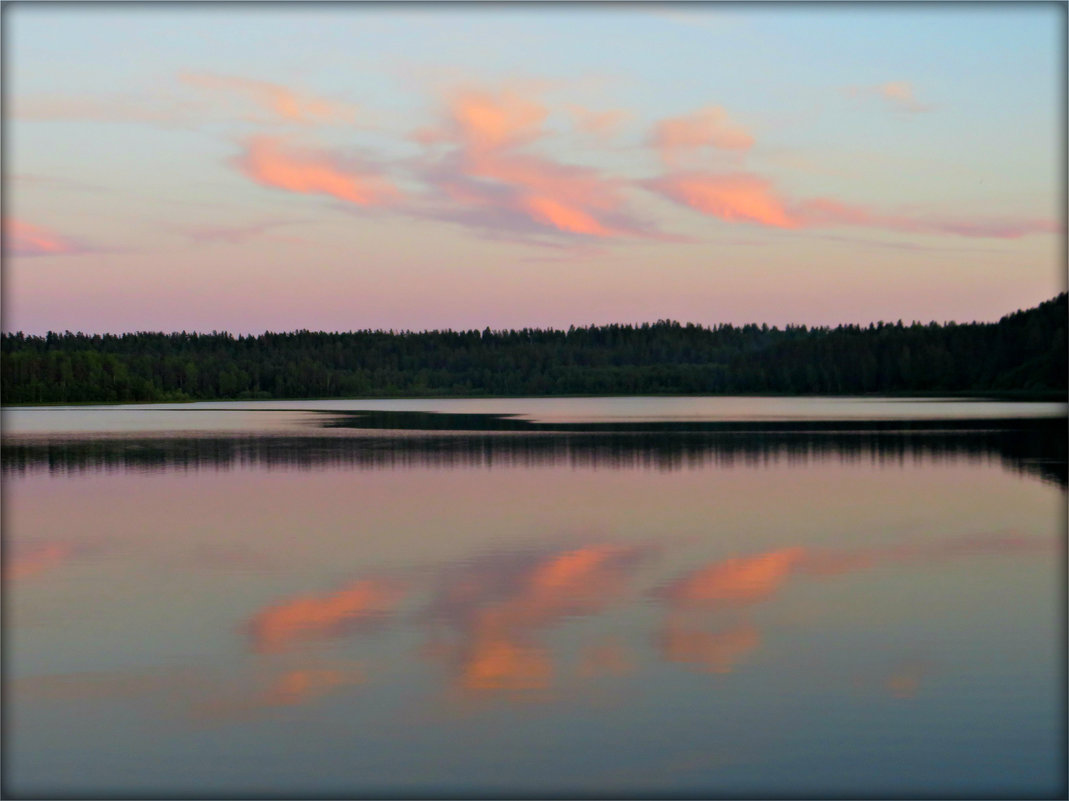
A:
3,397,1066,798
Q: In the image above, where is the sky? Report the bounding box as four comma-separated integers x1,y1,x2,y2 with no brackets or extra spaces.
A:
3,3,1065,335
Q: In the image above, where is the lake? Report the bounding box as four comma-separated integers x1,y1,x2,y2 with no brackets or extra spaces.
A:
3,397,1066,798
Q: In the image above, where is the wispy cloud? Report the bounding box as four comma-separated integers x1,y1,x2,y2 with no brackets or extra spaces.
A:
566,105,630,140
412,83,669,244
648,170,1060,239
173,219,308,246
12,94,204,127
647,172,801,229
231,136,402,207
845,81,934,113
650,106,754,166
643,7,741,34
12,173,111,193
3,218,94,257
179,71,359,126
795,196,1061,239
16,73,359,130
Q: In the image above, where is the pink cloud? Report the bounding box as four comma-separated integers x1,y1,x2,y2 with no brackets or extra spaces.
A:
566,105,630,140
647,172,802,229
648,172,1060,239
179,71,358,125
174,219,308,246
796,197,1062,240
231,136,401,207
413,84,667,243
650,106,754,166
12,173,109,193
12,94,201,126
449,86,549,153
4,218,88,257
846,81,933,113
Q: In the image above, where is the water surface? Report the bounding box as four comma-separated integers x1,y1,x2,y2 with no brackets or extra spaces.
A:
4,397,1065,798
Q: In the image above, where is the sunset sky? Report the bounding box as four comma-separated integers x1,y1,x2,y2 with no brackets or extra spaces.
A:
4,3,1065,334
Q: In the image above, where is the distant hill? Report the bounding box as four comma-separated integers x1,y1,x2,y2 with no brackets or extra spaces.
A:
2,294,1065,404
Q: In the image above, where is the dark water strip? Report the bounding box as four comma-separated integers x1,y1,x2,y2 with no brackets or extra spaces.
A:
3,420,1065,488
317,410,1067,433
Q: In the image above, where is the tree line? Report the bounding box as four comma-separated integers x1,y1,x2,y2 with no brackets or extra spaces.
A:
2,293,1065,404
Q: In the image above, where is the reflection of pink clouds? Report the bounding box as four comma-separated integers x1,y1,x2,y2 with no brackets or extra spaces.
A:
188,543,278,571
232,137,401,207
659,621,761,674
662,547,807,606
795,550,877,577
654,532,1053,676
661,533,1053,609
884,660,928,699
922,531,1058,558
257,665,365,706
462,639,552,691
16,661,366,723
651,106,754,166
800,531,1058,578
192,662,367,721
576,638,635,679
179,71,357,125
4,542,85,580
248,578,403,653
424,544,648,693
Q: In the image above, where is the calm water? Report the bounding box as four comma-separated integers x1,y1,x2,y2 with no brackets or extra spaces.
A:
3,397,1066,798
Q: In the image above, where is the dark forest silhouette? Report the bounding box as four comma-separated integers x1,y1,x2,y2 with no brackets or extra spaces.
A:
2,293,1065,404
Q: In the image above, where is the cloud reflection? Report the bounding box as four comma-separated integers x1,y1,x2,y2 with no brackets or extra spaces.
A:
4,542,90,580
660,547,806,606
248,578,403,653
659,620,761,674
192,662,368,721
423,544,649,693
576,638,635,679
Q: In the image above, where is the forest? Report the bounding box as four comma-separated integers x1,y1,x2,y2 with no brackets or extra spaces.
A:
2,293,1065,404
